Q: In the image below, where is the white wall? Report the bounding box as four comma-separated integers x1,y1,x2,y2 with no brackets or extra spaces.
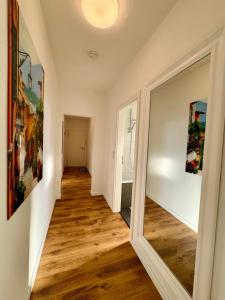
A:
0,1,61,299
122,102,137,182
59,87,106,195
146,60,209,230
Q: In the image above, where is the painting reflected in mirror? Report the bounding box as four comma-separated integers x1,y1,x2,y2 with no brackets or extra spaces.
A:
143,55,210,296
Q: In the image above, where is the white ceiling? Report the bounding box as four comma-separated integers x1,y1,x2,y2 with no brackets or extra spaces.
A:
41,0,177,92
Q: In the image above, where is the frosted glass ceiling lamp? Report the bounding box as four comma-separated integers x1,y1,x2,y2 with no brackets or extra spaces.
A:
81,0,119,29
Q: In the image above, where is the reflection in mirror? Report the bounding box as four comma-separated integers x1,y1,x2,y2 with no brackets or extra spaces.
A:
144,55,211,296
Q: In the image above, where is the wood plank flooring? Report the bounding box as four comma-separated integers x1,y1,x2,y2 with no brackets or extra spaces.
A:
31,167,161,300
144,197,197,296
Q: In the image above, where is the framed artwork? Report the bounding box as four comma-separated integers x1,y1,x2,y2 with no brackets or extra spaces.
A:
8,0,44,218
185,100,207,175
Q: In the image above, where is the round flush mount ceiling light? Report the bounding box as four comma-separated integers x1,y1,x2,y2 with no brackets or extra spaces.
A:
81,0,119,29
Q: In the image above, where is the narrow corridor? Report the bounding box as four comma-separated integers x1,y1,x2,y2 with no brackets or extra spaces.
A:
31,167,161,299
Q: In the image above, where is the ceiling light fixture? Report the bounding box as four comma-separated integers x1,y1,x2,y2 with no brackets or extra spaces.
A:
81,0,119,29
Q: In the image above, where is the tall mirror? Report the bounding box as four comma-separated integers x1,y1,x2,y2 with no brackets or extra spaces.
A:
144,55,211,296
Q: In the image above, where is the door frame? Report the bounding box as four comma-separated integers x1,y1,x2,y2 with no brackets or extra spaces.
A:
61,119,64,177
63,114,90,167
113,91,141,236
131,29,225,300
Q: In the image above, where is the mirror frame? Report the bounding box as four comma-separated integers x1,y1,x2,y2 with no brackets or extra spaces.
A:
131,29,225,300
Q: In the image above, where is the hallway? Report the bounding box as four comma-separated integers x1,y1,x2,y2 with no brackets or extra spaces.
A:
31,168,161,299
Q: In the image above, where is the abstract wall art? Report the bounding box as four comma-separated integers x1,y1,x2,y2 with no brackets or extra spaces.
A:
8,0,44,218
185,100,207,175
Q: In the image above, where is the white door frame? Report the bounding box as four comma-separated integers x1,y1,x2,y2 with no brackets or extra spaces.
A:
112,91,141,235
131,29,225,300
61,119,65,177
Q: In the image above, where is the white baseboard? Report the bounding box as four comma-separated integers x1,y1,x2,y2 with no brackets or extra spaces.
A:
131,237,191,300
103,193,114,211
92,191,114,212
146,193,198,232
57,192,62,199
86,166,92,176
27,199,56,299
90,190,102,196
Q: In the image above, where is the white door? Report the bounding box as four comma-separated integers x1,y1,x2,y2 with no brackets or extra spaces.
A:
65,129,87,166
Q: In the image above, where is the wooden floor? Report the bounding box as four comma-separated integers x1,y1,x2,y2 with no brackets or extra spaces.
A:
144,197,197,296
31,167,161,300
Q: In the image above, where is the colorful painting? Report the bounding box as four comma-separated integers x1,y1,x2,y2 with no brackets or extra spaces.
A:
185,101,207,175
8,0,44,218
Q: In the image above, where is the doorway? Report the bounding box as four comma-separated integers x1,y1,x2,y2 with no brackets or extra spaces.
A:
114,99,139,228
63,115,90,169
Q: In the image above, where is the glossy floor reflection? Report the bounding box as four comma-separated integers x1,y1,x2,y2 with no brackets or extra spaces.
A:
31,168,161,299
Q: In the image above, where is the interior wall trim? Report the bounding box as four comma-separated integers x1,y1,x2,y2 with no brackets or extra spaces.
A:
90,190,103,196
27,198,56,300
145,193,198,232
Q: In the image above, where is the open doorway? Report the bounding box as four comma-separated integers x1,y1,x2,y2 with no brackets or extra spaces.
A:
63,115,91,172
113,99,139,228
